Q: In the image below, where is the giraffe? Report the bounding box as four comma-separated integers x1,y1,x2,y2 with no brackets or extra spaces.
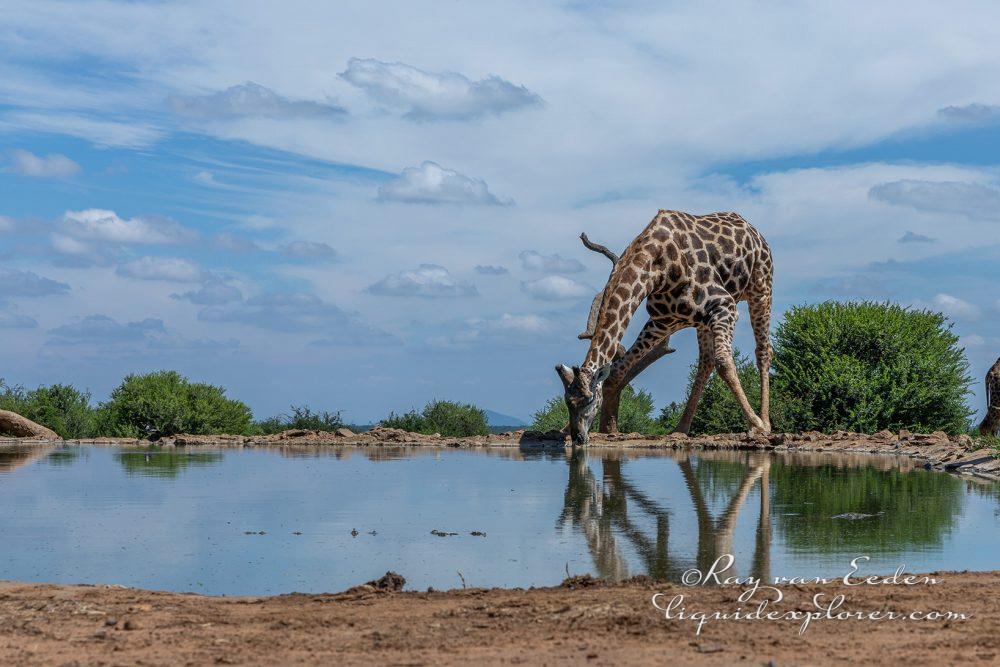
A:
556,210,773,445
979,357,1000,437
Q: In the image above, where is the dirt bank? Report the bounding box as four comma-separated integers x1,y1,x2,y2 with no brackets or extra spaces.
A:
1,571,996,665
6,426,994,482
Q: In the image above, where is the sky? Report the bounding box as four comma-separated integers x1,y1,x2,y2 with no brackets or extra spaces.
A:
0,0,998,424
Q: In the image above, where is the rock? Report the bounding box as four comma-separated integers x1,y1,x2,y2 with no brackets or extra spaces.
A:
123,619,139,631
366,571,406,592
335,427,355,437
0,410,60,440
431,529,458,537
873,430,895,441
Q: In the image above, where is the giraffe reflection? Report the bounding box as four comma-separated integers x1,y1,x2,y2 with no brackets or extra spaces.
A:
559,448,772,583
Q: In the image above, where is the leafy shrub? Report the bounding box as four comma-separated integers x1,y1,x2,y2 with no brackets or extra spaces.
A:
772,301,972,434
255,405,344,435
532,385,664,434
658,349,788,435
380,400,489,437
97,371,253,437
0,380,97,439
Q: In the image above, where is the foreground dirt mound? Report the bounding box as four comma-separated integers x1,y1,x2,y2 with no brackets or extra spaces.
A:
0,571,996,665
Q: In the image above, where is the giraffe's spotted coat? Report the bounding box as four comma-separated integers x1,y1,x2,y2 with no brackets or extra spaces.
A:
558,210,774,444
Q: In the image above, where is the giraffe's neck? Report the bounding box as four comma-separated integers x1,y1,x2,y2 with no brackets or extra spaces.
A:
581,262,648,371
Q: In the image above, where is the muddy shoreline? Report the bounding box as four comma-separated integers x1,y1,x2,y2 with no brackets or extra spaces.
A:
4,427,998,482
1,571,997,665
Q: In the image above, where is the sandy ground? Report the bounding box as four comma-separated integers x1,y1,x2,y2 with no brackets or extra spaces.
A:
1,571,997,666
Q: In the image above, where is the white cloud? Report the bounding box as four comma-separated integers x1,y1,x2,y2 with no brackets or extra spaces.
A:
869,180,1000,220
116,256,208,283
170,82,345,119
367,264,477,298
521,275,592,300
0,216,14,234
60,209,195,245
5,149,80,177
930,293,982,322
444,312,555,347
377,161,510,205
518,250,584,273
278,240,337,262
340,58,541,120
0,269,70,297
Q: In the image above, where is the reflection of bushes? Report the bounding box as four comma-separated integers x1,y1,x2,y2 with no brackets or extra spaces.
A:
116,450,224,478
770,460,964,552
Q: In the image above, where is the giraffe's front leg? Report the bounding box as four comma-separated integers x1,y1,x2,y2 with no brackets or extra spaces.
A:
599,319,676,433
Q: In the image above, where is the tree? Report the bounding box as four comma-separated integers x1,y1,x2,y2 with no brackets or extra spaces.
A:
0,380,96,439
772,301,972,434
255,405,344,434
658,349,786,435
97,371,253,437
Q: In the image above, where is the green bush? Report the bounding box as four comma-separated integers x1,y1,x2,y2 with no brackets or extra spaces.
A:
255,405,344,435
97,371,253,438
773,301,972,434
657,349,788,435
532,385,664,434
380,400,489,437
0,380,97,439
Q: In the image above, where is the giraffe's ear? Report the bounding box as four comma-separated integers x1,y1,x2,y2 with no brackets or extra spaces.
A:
556,364,575,388
593,363,612,386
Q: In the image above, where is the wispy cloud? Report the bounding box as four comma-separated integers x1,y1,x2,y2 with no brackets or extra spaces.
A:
367,264,478,298
49,314,166,343
198,292,399,344
340,58,541,120
0,269,70,297
930,293,982,322
59,209,196,245
898,230,935,244
5,149,80,177
937,103,1000,124
869,180,1000,220
377,161,510,205
171,282,243,305
0,111,162,148
277,240,338,262
475,264,509,275
170,82,345,120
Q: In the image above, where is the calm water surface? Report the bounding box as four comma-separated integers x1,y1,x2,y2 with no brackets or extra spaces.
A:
1,444,998,595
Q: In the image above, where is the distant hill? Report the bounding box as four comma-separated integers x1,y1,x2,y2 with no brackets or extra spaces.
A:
483,409,527,427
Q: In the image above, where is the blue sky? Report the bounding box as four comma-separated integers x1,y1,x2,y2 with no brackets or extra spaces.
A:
1,0,998,423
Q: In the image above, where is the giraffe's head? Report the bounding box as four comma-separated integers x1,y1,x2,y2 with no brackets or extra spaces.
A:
556,363,611,446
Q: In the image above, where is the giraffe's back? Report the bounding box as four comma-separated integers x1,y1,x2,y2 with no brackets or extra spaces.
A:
635,210,772,301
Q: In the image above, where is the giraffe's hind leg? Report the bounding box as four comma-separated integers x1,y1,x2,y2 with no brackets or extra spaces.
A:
747,290,773,432
708,297,766,432
673,326,715,435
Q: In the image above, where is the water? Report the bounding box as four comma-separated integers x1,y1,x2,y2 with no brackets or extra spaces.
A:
1,444,998,595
